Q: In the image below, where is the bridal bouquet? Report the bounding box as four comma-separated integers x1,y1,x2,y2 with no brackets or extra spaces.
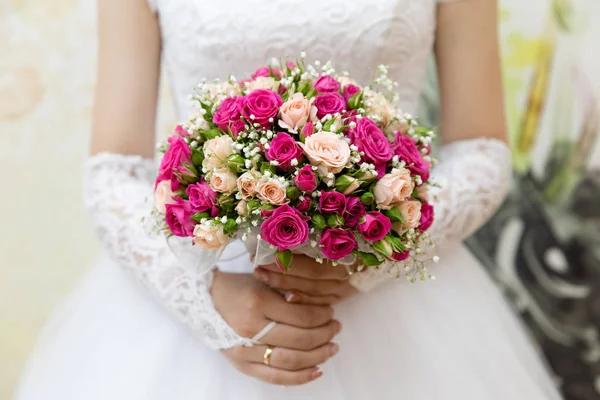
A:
153,55,436,281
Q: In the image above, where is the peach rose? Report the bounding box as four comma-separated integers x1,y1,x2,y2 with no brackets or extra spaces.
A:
257,178,288,205
237,170,261,200
392,200,422,234
247,77,280,92
193,223,229,250
365,91,393,126
202,135,234,172
278,93,315,133
301,131,351,177
417,186,430,203
209,169,238,194
236,200,249,217
154,180,176,213
373,168,414,209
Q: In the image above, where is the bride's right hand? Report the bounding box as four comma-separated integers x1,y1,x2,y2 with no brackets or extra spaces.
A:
211,270,342,386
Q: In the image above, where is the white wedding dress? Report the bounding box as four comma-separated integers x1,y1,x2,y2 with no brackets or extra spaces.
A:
16,0,563,399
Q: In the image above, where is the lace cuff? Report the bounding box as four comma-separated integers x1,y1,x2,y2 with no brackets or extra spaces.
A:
350,138,512,292
82,153,252,349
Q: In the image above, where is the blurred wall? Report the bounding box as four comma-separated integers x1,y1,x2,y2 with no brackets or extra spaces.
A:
1,0,599,399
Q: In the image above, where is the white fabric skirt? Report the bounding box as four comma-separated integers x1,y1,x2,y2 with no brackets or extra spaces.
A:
16,245,562,399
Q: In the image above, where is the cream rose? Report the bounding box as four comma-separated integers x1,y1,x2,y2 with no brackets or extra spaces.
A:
209,169,238,194
373,168,414,209
235,200,249,217
365,91,393,126
257,178,288,205
278,93,315,133
237,170,260,200
202,135,234,172
193,223,229,250
247,77,280,92
392,200,422,234
302,131,351,177
154,180,176,213
338,76,357,89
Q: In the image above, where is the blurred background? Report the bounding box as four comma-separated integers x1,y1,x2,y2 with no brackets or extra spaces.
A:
1,0,599,399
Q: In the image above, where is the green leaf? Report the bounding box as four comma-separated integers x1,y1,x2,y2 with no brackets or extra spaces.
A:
347,91,363,110
260,162,276,175
297,81,311,96
306,88,317,100
322,117,337,132
275,250,293,272
191,149,204,167
201,129,221,141
218,194,235,212
383,207,404,223
355,251,384,267
385,235,407,252
372,240,393,258
286,186,301,201
335,175,357,193
311,214,327,230
247,199,261,213
226,154,245,172
191,212,210,223
223,219,239,235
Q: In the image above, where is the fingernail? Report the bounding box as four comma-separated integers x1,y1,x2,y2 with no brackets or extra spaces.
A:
285,292,299,303
329,343,339,356
311,368,323,380
254,268,269,283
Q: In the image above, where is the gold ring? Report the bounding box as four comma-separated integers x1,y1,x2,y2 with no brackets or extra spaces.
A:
263,345,275,366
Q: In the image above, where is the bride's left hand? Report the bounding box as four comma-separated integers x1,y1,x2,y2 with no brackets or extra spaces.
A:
253,255,359,305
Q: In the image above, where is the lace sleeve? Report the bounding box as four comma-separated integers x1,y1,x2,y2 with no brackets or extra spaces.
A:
350,138,512,292
82,153,253,349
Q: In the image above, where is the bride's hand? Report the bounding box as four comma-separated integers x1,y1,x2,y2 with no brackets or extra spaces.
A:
254,255,359,305
211,270,342,386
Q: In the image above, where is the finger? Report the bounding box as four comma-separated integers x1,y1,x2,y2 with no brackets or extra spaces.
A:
242,363,323,386
262,319,342,351
284,290,342,306
260,288,334,328
260,255,351,280
232,342,339,371
255,268,348,297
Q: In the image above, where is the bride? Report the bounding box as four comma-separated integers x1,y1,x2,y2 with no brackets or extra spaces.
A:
17,0,563,399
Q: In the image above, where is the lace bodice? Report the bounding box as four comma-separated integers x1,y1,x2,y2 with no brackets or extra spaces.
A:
150,0,444,121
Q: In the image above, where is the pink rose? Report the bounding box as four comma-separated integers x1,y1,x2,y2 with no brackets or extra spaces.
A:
286,61,297,70
278,93,314,133
242,89,282,127
165,198,194,237
193,223,229,250
154,180,176,214
237,170,260,200
348,118,393,176
294,165,317,192
344,197,366,228
252,66,281,79
342,84,360,102
186,182,217,213
296,196,311,212
319,228,357,260
392,250,410,262
313,93,346,120
302,131,351,177
392,200,422,234
260,204,310,250
358,211,392,243
265,132,303,171
418,202,434,233
373,168,414,209
319,191,347,214
174,125,190,137
261,207,275,218
394,134,431,182
313,75,340,93
156,136,192,191
301,121,314,137
212,96,244,136
209,169,238,194
257,178,288,205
